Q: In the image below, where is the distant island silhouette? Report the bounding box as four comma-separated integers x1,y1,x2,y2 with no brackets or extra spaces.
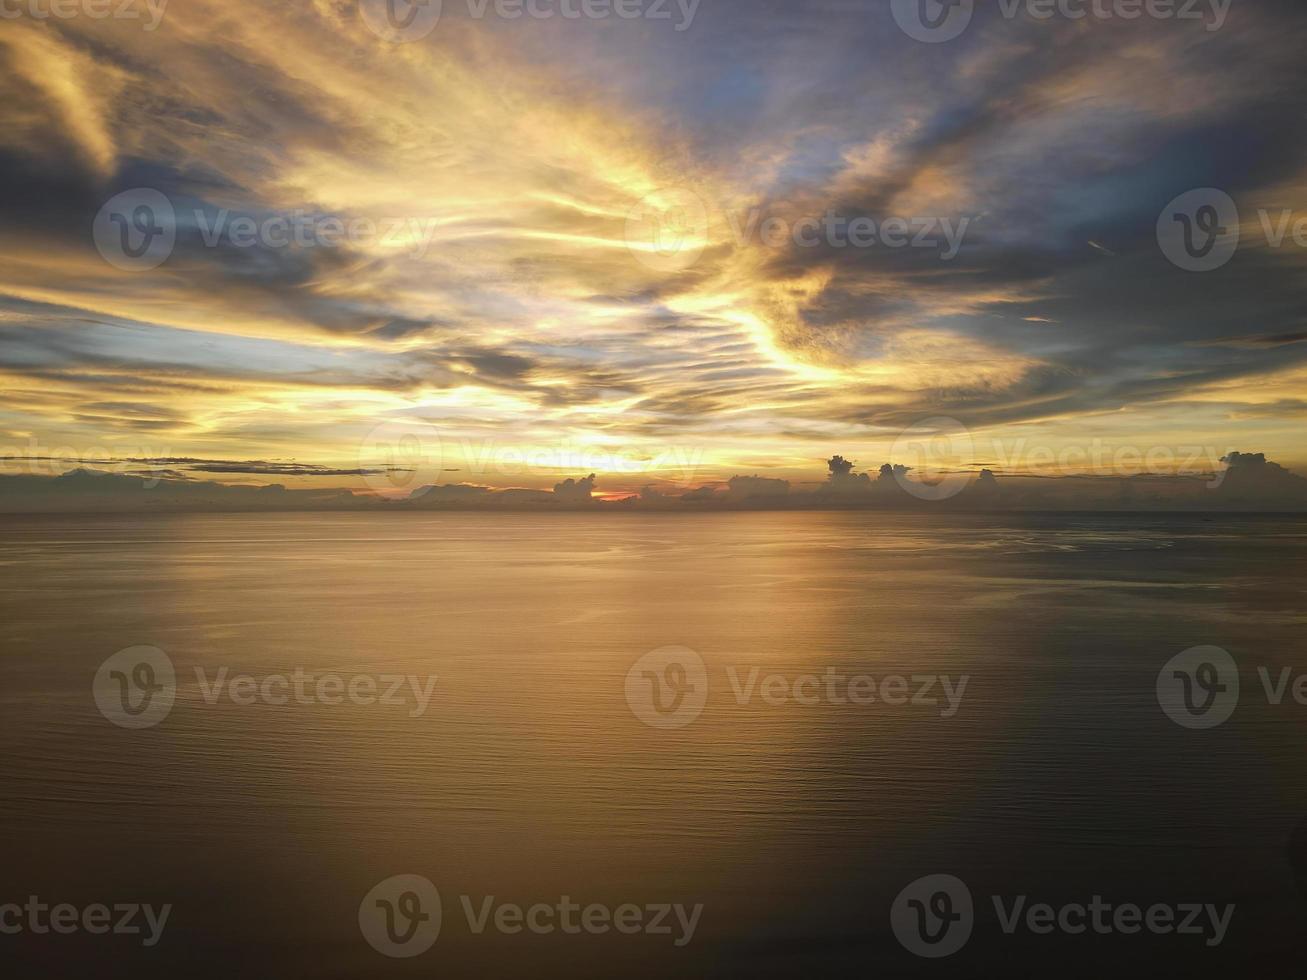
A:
1,452,1304,514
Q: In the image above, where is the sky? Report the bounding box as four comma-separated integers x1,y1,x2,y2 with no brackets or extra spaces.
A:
1,0,1306,501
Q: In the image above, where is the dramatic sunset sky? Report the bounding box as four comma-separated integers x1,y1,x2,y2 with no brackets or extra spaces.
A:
1,0,1305,496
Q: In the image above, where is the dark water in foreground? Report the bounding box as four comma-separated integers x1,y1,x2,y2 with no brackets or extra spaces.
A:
2,512,1307,977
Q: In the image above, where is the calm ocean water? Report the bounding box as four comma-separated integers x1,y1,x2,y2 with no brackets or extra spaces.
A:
2,512,1306,977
